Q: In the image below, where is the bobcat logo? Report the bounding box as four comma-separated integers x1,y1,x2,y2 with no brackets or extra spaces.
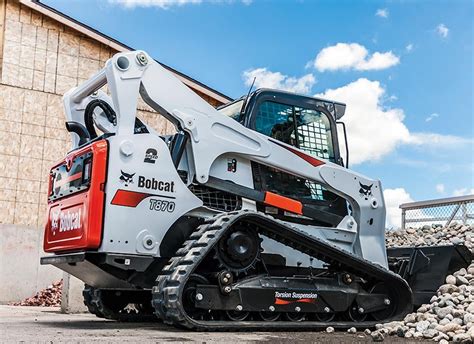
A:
359,182,373,200
51,210,60,236
120,170,135,186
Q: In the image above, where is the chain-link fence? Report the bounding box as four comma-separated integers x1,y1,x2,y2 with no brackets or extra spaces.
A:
400,195,474,228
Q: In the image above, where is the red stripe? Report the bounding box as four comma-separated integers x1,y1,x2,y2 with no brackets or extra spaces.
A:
111,189,151,207
270,140,325,167
296,298,316,304
275,298,292,305
55,172,83,187
274,298,316,305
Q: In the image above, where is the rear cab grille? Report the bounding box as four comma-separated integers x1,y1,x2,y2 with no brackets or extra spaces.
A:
44,140,108,253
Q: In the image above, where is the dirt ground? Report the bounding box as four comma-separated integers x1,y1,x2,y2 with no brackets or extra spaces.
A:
0,305,430,343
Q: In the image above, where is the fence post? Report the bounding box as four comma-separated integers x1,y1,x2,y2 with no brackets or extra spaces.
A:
401,208,406,229
461,203,467,225
446,204,461,227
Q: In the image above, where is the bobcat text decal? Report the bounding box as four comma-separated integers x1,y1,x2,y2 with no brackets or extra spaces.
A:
138,176,175,192
51,209,82,236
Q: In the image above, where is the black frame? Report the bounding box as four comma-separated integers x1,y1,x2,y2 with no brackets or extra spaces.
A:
243,89,344,166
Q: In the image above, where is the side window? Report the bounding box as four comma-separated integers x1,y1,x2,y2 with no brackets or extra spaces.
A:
255,102,296,146
254,101,335,162
295,107,334,161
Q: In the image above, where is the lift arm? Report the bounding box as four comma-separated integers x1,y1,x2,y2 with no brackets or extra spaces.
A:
62,50,388,268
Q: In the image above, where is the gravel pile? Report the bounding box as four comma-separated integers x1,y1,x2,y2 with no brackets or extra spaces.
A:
385,223,473,254
368,223,474,342
10,280,62,307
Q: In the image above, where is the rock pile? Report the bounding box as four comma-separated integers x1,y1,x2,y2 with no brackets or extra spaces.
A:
10,280,62,307
372,262,474,342
385,223,473,254
372,223,474,343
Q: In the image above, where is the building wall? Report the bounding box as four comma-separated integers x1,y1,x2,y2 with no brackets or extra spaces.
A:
0,0,222,302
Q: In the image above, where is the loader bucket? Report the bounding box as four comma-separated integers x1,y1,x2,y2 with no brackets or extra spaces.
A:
387,244,472,306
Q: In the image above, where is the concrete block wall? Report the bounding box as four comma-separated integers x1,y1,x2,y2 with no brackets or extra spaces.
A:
0,0,174,230
0,223,62,303
0,0,174,304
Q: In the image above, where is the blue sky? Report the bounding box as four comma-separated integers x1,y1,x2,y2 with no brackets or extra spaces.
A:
44,0,473,226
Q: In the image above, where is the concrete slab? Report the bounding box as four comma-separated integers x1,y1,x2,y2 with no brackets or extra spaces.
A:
0,224,62,303
0,305,429,343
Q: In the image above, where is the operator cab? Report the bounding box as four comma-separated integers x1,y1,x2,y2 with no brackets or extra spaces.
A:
218,89,349,226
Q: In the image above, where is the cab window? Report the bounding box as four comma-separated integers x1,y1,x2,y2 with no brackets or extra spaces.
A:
255,101,335,162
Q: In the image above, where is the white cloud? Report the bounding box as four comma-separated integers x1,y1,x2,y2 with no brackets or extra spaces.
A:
407,132,472,146
384,188,413,228
436,184,445,193
436,24,449,38
242,68,316,94
311,43,400,72
376,8,389,18
109,0,251,9
315,78,471,165
315,78,410,164
453,188,474,197
405,43,414,52
425,113,439,122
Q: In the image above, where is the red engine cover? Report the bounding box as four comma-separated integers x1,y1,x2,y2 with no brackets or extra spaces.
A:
43,140,108,253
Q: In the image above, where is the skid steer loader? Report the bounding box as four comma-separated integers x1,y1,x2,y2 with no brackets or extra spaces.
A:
40,51,472,329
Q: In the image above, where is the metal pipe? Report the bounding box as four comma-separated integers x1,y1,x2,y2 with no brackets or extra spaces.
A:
71,69,107,104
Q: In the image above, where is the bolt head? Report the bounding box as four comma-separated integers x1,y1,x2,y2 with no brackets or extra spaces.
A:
222,277,228,284
384,298,391,305
236,305,243,311
136,52,148,66
269,306,275,312
195,293,203,301
224,286,231,293
295,306,301,312
225,273,231,279
324,307,330,313
358,307,364,314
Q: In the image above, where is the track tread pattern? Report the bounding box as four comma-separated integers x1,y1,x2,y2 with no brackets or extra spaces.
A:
83,285,157,322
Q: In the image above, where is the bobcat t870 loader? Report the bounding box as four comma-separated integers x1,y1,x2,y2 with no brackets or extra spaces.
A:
41,51,472,330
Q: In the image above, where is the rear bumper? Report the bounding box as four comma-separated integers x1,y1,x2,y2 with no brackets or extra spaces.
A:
41,252,161,290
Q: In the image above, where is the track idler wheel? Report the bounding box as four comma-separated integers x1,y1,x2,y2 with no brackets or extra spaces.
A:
216,226,261,273
226,310,250,321
313,310,336,322
370,283,396,321
182,274,210,320
285,312,306,322
259,311,280,321
346,302,367,322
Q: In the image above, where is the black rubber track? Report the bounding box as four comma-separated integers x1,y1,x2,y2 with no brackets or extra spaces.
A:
152,210,413,330
83,285,156,322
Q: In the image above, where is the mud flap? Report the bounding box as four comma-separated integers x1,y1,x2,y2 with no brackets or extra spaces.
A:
387,245,472,306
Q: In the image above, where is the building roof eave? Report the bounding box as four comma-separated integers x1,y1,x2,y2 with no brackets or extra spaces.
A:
19,0,233,104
